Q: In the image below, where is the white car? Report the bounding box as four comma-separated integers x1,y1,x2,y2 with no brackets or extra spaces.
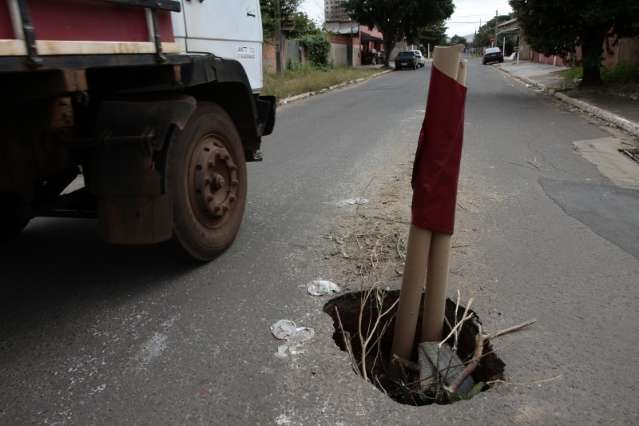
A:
412,50,427,67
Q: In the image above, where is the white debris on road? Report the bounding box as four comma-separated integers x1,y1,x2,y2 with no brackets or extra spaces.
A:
137,332,168,367
270,320,315,359
271,320,314,341
275,414,293,425
336,197,369,207
307,279,341,296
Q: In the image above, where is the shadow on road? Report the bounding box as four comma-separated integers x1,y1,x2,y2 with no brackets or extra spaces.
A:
0,218,194,341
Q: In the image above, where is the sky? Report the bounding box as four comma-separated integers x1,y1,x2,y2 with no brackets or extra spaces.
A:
299,0,513,37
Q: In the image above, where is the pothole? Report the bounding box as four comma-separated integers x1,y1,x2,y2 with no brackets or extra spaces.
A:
323,290,505,406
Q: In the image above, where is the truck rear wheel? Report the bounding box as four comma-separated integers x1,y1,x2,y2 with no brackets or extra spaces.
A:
168,102,247,261
0,194,30,242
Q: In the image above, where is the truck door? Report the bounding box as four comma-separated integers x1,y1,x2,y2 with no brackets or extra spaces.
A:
180,0,263,92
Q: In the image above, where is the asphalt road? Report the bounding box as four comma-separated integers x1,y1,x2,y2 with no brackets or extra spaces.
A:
1,60,638,425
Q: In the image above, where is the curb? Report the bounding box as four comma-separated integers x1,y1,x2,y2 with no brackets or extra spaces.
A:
277,69,393,106
554,93,639,137
496,65,639,138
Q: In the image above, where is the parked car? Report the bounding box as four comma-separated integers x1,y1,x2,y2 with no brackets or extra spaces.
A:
395,51,421,70
412,50,427,67
483,47,504,65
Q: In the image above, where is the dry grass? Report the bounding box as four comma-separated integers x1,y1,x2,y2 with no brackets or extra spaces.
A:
262,65,381,99
327,225,518,405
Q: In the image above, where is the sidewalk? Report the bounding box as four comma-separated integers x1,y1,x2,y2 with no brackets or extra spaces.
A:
499,61,570,90
498,60,639,137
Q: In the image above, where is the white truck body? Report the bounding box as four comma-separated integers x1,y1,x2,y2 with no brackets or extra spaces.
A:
173,0,263,91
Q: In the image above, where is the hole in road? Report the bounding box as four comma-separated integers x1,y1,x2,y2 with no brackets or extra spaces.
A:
323,290,505,406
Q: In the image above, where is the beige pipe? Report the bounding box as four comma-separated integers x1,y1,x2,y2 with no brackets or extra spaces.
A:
391,225,432,363
421,51,468,343
391,45,466,364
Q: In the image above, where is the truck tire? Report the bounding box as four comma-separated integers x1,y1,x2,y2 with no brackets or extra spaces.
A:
0,194,29,242
167,102,247,261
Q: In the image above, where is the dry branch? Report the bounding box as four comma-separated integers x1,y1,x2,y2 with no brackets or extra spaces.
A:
489,319,536,340
447,332,486,394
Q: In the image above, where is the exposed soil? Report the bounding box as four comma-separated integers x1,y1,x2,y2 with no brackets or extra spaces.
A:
323,291,505,406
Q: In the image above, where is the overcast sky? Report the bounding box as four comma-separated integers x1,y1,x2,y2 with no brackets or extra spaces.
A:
299,0,513,37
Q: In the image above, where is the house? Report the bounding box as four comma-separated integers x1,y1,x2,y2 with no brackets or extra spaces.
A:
497,18,639,68
324,0,384,66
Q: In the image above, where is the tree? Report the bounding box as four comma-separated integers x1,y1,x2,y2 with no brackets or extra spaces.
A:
449,35,468,47
510,0,639,86
260,0,303,39
415,22,448,52
286,12,321,38
344,0,455,66
473,14,512,49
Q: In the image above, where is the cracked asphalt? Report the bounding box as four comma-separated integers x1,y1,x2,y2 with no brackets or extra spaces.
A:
1,59,638,425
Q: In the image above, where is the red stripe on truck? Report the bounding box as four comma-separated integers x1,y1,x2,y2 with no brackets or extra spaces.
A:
27,0,174,42
0,2,13,39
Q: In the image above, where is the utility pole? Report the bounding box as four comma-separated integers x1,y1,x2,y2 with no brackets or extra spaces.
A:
494,10,498,47
347,20,354,67
274,0,283,73
479,18,482,53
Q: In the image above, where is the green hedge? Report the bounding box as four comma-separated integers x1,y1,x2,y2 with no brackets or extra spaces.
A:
299,34,330,67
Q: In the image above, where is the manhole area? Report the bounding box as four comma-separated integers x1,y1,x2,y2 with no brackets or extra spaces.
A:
323,290,505,406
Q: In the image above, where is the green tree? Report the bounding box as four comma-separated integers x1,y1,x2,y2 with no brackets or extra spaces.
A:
415,22,448,52
510,0,639,86
472,14,511,49
260,0,303,39
344,0,455,66
449,35,468,46
286,12,320,38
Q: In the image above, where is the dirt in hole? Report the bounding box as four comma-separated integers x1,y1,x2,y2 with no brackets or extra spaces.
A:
323,290,505,406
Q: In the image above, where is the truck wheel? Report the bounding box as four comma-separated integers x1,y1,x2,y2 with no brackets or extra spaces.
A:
167,102,247,261
0,194,30,242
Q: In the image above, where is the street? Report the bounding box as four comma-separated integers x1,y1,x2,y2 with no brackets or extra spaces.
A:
1,59,639,424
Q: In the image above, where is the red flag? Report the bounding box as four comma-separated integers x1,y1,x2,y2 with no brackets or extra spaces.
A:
411,65,467,235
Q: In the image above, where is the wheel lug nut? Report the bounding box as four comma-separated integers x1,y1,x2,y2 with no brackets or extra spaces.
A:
228,195,236,203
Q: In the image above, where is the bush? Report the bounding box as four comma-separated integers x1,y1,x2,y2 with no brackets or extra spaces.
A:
562,63,639,85
299,33,330,67
602,63,639,84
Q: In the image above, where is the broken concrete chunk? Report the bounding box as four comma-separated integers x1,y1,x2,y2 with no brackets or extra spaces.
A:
418,341,474,395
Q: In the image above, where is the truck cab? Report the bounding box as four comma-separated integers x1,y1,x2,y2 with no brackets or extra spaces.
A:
0,0,276,261
174,0,264,92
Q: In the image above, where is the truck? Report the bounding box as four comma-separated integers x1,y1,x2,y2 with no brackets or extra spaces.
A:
0,0,275,261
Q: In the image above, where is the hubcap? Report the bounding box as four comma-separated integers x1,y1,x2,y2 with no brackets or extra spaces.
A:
188,135,239,227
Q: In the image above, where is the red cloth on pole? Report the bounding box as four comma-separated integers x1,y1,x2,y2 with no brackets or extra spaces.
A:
411,65,467,235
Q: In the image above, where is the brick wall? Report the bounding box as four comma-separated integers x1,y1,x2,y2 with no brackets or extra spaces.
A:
263,40,277,73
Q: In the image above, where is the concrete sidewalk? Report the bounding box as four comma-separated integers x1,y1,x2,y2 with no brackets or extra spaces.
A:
498,60,639,137
499,61,570,90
